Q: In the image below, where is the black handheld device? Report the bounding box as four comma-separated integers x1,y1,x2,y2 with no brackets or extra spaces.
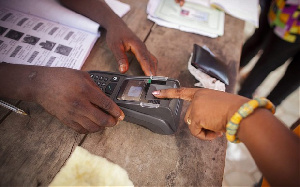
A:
89,71,183,135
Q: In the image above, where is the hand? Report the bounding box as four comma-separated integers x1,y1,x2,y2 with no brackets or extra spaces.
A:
34,67,125,134
175,0,185,6
59,0,157,76
152,88,249,140
105,23,158,76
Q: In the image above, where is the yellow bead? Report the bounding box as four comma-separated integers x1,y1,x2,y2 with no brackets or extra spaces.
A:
231,113,243,124
226,133,235,142
248,100,259,108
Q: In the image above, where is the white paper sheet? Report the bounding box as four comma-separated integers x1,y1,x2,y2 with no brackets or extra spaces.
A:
105,0,131,18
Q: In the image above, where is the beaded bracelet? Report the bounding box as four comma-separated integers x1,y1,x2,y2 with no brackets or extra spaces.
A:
226,98,276,143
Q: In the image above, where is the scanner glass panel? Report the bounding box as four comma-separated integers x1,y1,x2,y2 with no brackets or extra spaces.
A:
117,80,145,101
117,79,171,102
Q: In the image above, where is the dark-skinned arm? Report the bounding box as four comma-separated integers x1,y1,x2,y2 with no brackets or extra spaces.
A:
0,63,124,134
153,88,299,186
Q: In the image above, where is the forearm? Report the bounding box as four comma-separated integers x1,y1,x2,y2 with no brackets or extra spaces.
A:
237,109,299,186
59,0,127,31
0,63,45,102
153,88,299,185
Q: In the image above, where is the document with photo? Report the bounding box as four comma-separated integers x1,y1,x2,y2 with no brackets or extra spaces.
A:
154,0,224,36
147,0,224,38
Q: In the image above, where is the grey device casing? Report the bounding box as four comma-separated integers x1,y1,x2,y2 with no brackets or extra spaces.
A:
89,71,183,135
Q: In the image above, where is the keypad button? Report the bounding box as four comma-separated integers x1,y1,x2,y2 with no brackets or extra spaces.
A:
104,77,109,82
95,75,99,80
105,83,117,95
111,76,120,82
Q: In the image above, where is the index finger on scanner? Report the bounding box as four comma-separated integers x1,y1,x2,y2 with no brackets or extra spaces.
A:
152,87,199,101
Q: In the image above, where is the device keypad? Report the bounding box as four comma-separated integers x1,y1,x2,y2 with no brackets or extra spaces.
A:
90,73,120,96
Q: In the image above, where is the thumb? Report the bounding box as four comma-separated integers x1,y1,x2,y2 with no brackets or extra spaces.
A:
152,87,200,101
111,45,129,73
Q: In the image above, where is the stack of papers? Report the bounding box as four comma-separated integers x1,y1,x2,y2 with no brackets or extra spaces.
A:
147,0,225,38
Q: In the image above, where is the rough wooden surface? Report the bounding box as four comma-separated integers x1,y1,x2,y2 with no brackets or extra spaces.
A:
0,0,244,186
0,101,84,186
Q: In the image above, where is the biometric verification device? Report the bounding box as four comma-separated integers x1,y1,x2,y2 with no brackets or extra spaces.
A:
89,71,183,135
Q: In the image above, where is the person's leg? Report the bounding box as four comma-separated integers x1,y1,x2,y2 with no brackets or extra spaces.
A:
267,52,300,106
240,0,272,68
238,32,300,98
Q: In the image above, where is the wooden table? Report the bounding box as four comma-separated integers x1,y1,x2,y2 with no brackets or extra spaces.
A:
0,0,244,186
